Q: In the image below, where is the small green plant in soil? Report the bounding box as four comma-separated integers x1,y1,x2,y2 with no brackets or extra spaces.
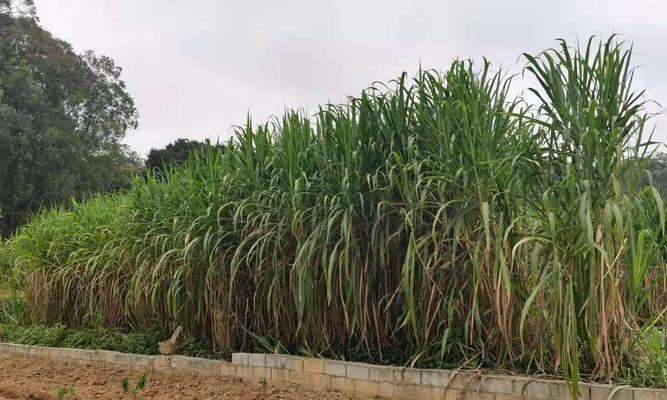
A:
122,372,149,398
57,386,77,400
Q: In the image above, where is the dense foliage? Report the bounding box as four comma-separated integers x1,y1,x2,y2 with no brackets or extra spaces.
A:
3,37,666,391
0,2,139,235
146,139,224,175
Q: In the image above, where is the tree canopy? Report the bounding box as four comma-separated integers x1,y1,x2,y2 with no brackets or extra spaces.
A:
0,3,140,236
146,139,224,174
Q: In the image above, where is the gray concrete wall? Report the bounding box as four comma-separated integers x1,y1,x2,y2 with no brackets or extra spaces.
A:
0,343,664,400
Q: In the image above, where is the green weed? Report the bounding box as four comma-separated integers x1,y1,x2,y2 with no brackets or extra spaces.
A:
57,386,77,400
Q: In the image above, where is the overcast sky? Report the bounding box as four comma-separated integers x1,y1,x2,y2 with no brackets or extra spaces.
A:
34,0,667,157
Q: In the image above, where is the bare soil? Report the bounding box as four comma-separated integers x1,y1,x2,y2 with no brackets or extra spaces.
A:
0,354,371,400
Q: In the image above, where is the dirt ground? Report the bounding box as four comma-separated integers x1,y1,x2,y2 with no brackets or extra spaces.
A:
0,354,373,400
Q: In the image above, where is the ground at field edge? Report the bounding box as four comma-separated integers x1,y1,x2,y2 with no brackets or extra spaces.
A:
0,354,373,400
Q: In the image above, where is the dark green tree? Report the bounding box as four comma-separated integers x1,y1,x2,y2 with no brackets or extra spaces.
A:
146,139,223,173
642,152,667,193
0,2,140,236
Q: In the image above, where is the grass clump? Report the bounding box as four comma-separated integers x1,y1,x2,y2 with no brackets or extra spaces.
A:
57,386,77,400
3,35,667,391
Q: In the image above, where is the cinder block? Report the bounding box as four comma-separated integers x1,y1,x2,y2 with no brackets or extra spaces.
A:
330,376,355,392
57,348,79,360
235,365,251,381
368,365,420,385
394,385,432,400
113,353,132,366
247,353,266,367
290,357,304,371
477,392,496,400
269,367,290,383
346,363,370,380
324,360,347,377
353,379,380,396
431,387,446,400
290,370,331,389
266,354,292,369
397,368,422,385
422,369,450,387
220,363,237,377
458,391,476,400
186,357,204,373
610,387,635,400
170,355,192,370
190,358,221,376
95,350,118,364
303,358,325,374
74,348,94,360
125,354,144,367
589,384,612,400
132,355,153,369
289,370,307,385
578,385,593,400
153,355,171,371
461,392,493,400
480,376,513,395
550,382,590,400
378,382,396,397
447,371,478,391
495,395,521,400
589,385,632,400
239,366,268,383
634,389,656,400
308,373,331,391
231,353,249,365
11,344,30,355
87,350,103,363
477,392,495,400
655,389,667,400
521,380,552,399
370,365,396,383
444,389,461,400
28,346,44,357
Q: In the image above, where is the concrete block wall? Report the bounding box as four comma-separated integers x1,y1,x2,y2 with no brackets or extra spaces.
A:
1,343,665,400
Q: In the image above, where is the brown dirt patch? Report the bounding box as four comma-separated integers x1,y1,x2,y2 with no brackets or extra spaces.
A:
0,354,372,400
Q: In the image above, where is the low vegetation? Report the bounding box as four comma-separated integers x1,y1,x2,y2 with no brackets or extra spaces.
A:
0,321,215,358
0,294,214,357
2,36,666,393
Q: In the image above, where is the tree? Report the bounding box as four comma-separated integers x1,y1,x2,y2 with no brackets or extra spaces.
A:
146,139,223,174
0,3,140,236
642,152,667,193
0,0,35,18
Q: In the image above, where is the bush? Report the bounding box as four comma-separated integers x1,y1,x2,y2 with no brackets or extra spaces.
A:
1,323,67,347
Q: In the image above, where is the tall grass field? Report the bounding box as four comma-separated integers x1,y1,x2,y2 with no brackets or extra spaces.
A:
2,36,666,390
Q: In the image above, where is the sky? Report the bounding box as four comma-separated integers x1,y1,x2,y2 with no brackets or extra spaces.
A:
34,0,667,157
